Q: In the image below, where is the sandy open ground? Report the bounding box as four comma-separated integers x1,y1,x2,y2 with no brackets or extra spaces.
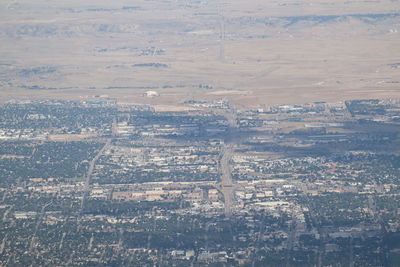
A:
0,0,399,107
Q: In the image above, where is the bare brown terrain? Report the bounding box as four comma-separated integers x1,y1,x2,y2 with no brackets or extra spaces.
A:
1,0,399,107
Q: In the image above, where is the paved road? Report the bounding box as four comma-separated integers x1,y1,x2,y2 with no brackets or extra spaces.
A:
80,115,117,210
220,145,234,216
0,234,7,254
80,138,112,210
369,194,389,266
284,212,297,267
29,201,52,252
85,138,111,188
218,107,238,217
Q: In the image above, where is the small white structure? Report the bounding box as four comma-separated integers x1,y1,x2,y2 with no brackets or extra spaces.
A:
144,91,159,97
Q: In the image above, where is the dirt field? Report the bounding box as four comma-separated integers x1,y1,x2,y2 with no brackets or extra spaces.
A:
0,0,399,107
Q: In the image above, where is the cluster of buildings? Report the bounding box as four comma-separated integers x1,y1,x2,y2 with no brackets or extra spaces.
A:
0,98,399,265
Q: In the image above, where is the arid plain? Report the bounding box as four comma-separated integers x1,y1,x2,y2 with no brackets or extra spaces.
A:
1,0,399,107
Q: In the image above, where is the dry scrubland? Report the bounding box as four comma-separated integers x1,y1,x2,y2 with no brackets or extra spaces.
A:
0,0,399,106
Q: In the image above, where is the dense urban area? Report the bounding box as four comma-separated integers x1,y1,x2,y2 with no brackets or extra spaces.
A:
0,97,399,266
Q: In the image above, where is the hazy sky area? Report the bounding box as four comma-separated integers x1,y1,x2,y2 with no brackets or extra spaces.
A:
0,0,399,106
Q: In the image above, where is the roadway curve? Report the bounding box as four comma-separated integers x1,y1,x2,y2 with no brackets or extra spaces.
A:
217,107,238,217
80,138,112,210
